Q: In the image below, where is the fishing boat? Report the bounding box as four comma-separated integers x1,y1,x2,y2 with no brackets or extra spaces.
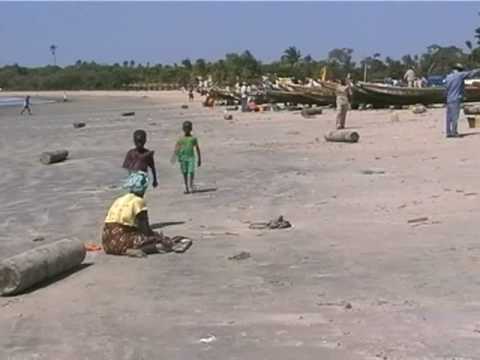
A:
352,82,480,107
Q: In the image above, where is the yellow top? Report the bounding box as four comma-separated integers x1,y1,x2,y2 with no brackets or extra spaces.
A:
104,193,147,227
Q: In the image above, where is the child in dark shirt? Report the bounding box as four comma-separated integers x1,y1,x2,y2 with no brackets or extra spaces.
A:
123,129,158,188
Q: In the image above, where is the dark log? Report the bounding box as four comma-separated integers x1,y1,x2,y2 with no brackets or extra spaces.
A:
0,239,86,295
301,108,323,118
325,130,359,143
73,122,86,128
121,112,135,117
40,150,69,165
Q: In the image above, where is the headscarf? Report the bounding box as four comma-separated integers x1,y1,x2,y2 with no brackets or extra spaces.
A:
123,171,149,194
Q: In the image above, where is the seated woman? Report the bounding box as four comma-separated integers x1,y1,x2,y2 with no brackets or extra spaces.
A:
103,172,172,256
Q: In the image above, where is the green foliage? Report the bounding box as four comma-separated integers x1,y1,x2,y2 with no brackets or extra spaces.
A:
1,41,480,91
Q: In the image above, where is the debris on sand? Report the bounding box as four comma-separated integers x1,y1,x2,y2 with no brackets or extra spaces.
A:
249,216,292,230
301,108,323,118
325,130,359,143
198,335,217,344
32,236,45,242
181,105,189,109
228,251,251,261
407,217,429,224
411,104,427,114
0,239,86,296
40,150,69,165
73,122,86,128
224,114,233,120
361,169,385,175
121,112,135,117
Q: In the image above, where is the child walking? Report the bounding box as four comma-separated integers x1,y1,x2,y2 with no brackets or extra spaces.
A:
173,121,201,194
123,129,158,188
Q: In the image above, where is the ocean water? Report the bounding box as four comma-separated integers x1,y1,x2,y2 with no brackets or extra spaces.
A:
0,96,56,107
0,97,25,107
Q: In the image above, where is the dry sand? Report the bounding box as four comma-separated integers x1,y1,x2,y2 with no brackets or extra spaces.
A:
1,91,480,359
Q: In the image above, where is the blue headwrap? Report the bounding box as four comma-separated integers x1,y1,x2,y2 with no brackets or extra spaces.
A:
123,171,149,194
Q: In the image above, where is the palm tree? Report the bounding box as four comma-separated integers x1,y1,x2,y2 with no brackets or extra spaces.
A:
49,44,57,66
282,46,302,66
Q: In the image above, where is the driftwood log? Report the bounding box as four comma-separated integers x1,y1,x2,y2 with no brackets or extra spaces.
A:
0,239,86,296
325,130,360,143
464,105,480,115
40,150,69,165
73,122,86,128
121,112,135,117
301,108,323,118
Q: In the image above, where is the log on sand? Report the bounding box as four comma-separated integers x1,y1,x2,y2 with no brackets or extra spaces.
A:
325,130,360,143
301,108,323,118
0,239,86,296
40,150,69,165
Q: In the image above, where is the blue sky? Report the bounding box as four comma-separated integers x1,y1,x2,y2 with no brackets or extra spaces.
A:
1,2,479,67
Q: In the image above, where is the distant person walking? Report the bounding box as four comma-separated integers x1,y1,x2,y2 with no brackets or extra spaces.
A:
20,95,32,115
404,68,416,88
188,86,194,102
445,63,480,138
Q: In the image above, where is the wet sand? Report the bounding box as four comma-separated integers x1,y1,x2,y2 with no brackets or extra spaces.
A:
1,91,480,359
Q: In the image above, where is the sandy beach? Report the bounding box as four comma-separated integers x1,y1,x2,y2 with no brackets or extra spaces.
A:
2,91,480,359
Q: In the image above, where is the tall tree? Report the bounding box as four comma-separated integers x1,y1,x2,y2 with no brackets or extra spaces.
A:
282,46,302,66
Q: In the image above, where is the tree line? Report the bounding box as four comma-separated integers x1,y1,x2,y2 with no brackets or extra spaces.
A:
2,41,480,91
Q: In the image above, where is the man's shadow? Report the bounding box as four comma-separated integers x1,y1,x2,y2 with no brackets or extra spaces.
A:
151,221,186,230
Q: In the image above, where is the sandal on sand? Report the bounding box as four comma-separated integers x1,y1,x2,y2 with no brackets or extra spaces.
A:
171,236,193,253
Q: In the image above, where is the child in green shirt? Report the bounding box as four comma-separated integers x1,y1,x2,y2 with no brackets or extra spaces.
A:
173,121,202,194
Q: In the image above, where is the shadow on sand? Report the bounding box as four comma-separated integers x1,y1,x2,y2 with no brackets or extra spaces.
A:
11,263,93,296
151,221,186,230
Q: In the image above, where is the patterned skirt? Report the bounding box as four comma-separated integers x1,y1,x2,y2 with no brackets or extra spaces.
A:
102,223,154,255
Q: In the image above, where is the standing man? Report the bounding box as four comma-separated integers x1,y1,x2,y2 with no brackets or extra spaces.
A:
445,63,480,138
240,82,248,112
335,79,352,129
404,68,416,88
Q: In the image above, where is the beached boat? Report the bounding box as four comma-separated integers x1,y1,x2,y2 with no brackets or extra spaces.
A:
352,82,480,107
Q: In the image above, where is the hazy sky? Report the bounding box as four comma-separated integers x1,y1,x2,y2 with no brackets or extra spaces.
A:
1,2,479,67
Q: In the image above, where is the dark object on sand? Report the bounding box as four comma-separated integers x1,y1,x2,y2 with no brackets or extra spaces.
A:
121,112,135,117
407,217,429,224
40,150,69,165
249,216,292,230
226,106,239,111
0,239,86,296
181,104,189,109
325,130,359,143
228,251,251,261
464,105,480,115
32,237,45,242
224,114,233,120
301,108,323,118
73,122,86,128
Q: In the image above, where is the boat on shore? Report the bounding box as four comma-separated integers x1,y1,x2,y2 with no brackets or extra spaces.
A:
352,82,480,107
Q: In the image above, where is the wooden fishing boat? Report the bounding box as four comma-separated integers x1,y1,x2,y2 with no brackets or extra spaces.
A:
352,82,480,107
265,89,333,106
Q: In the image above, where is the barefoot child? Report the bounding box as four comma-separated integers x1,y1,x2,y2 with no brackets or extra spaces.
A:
123,129,158,188
173,121,201,194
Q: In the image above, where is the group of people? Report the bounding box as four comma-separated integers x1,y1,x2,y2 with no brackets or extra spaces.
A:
102,121,201,256
403,68,427,88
